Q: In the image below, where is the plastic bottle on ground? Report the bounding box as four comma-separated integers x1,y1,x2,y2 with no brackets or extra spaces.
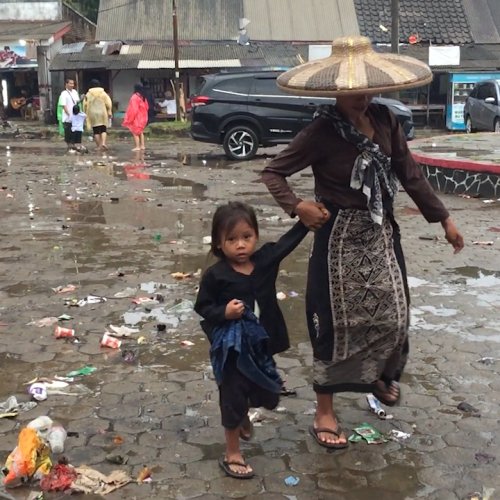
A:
47,424,67,453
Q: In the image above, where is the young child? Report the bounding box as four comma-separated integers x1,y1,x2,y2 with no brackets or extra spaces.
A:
70,104,86,153
194,201,309,479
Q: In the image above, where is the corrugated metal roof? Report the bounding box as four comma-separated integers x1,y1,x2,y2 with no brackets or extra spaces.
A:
138,59,242,69
50,41,303,71
243,0,359,41
96,0,242,42
96,0,357,42
462,0,500,43
59,42,86,54
0,20,71,41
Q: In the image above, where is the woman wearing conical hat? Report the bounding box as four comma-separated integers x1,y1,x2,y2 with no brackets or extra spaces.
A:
262,36,464,449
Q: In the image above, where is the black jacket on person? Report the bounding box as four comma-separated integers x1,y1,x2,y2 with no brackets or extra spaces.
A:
194,221,309,355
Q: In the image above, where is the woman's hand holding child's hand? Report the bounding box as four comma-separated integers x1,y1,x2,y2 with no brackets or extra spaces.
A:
295,200,330,231
225,299,244,320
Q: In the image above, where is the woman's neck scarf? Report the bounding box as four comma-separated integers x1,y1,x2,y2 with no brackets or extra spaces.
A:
314,104,399,225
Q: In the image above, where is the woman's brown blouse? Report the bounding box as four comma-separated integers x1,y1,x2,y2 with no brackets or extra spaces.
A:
261,103,449,223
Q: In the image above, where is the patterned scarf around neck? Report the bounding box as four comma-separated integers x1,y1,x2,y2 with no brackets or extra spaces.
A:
314,104,399,225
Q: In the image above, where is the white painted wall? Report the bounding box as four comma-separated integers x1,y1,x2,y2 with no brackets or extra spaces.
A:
111,69,169,112
0,1,61,21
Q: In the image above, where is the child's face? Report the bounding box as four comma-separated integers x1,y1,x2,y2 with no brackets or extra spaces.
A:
218,220,258,265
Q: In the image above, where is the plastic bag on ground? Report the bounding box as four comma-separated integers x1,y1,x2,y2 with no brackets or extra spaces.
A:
2,427,52,487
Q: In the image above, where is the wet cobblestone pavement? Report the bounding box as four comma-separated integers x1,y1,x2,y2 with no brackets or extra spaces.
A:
0,135,499,500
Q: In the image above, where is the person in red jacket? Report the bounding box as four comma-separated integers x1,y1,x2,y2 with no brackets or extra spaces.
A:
122,84,149,151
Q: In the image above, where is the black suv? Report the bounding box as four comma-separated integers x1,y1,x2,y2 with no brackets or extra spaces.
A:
190,71,415,161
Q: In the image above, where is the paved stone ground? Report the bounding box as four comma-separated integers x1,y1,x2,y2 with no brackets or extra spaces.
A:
0,134,498,500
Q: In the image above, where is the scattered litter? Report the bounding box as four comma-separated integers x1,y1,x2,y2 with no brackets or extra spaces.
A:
388,429,411,442
108,325,139,337
457,401,481,417
476,357,499,365
167,299,194,314
40,462,77,492
487,227,500,232
180,340,194,346
249,410,263,423
288,291,299,297
113,435,124,445
474,452,496,464
121,350,137,363
137,336,147,345
71,465,132,495
284,475,300,486
52,284,77,294
275,406,287,412
54,325,75,339
114,287,138,298
171,271,191,280
276,291,287,300
366,393,387,418
472,241,494,246
77,295,107,307
418,235,438,241
131,296,160,306
101,333,122,349
3,422,52,487
349,423,387,444
202,236,211,245
136,466,152,484
65,366,96,377
29,383,48,402
57,314,73,321
28,317,59,327
0,396,37,418
156,323,166,332
482,199,495,204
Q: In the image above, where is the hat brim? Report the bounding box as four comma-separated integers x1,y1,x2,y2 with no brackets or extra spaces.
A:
277,52,433,97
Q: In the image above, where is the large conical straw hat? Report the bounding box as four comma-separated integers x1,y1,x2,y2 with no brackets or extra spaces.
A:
278,36,432,96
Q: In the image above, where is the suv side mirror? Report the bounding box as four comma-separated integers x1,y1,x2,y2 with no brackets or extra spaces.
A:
484,97,496,104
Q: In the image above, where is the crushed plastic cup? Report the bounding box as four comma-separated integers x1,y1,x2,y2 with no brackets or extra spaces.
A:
28,383,47,402
54,325,75,338
100,332,122,349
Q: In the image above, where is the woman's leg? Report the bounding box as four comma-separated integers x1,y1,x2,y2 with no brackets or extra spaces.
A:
314,393,347,445
132,134,140,150
139,133,145,149
94,134,101,149
101,131,108,149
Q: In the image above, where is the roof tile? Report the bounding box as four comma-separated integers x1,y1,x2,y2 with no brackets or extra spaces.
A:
354,0,473,45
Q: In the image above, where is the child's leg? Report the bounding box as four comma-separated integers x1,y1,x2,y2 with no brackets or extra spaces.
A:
219,354,253,476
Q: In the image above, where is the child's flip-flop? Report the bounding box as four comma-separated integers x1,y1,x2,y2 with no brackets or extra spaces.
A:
218,456,254,479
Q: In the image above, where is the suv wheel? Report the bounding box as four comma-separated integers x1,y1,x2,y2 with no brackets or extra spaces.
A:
223,125,259,161
465,116,475,134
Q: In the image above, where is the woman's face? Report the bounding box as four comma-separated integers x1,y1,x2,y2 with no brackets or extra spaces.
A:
336,94,372,115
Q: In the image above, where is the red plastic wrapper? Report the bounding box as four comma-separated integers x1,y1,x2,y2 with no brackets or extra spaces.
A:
40,463,77,491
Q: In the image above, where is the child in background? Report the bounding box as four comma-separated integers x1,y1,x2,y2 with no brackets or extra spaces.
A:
70,104,87,153
194,201,310,479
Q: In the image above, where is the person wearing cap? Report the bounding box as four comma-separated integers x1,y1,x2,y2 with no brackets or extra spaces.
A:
83,79,113,151
261,36,464,449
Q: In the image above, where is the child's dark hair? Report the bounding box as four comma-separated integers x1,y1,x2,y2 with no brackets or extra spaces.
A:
72,104,80,115
211,201,259,259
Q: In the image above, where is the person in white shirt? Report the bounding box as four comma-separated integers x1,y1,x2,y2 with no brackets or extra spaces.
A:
58,78,80,150
158,90,176,117
70,104,87,153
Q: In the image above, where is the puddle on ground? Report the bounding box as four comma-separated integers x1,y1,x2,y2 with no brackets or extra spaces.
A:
144,152,233,169
409,268,500,340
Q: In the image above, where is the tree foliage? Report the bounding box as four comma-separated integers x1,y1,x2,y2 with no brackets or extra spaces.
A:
66,0,99,23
